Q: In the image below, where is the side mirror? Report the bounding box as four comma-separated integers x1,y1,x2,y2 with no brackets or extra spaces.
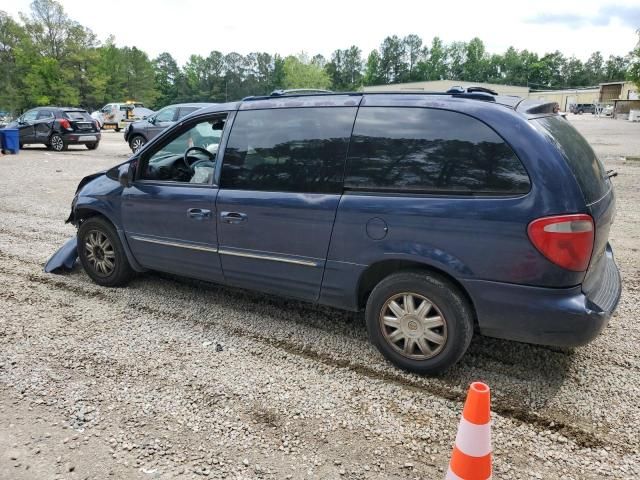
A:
107,163,134,187
147,116,155,124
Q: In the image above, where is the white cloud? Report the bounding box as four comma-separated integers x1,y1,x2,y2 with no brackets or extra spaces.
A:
4,0,639,65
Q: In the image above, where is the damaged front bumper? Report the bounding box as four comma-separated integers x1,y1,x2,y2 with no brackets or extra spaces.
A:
44,236,78,273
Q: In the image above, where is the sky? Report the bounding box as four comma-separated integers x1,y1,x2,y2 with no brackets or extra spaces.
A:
3,0,640,66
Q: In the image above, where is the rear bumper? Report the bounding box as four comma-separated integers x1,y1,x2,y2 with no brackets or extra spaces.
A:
462,247,621,347
62,132,101,144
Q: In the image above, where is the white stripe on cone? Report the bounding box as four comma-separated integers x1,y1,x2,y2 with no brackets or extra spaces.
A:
454,417,492,457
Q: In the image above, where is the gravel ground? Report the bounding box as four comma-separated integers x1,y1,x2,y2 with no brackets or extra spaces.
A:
1,116,639,480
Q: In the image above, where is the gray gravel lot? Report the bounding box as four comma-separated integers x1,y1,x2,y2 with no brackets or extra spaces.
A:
1,116,639,479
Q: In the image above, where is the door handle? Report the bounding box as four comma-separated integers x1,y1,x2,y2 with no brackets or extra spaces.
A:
187,208,211,219
220,211,247,224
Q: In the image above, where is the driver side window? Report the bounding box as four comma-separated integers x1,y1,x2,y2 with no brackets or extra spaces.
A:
138,115,226,185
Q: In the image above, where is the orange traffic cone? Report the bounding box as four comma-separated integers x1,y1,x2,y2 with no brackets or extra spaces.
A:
445,382,492,480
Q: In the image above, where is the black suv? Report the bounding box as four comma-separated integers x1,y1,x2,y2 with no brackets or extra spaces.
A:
569,103,595,114
124,103,215,152
7,107,101,151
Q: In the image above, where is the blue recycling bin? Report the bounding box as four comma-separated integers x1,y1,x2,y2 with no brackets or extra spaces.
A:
0,128,19,154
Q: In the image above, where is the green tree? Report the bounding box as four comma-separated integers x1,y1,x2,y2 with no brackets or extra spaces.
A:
153,52,180,107
629,30,640,89
463,37,489,82
378,35,408,83
282,53,330,89
363,50,383,86
121,46,157,104
403,34,423,81
604,55,628,82
0,11,26,113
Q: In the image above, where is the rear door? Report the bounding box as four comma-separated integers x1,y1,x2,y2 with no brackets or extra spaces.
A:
148,106,179,140
216,106,357,301
34,109,55,144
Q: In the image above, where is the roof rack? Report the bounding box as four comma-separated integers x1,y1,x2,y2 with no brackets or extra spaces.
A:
270,88,334,96
445,86,497,101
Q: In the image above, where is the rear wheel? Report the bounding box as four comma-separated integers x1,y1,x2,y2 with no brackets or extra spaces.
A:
48,134,67,151
86,142,99,150
78,217,134,287
365,271,474,375
129,135,146,152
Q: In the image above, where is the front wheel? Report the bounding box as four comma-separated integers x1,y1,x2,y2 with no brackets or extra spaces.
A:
129,135,146,153
365,271,474,375
48,134,67,151
78,217,134,287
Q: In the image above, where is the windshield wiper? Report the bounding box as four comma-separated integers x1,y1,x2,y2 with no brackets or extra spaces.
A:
606,170,618,179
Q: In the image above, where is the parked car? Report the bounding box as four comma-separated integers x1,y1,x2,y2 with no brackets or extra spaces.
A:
124,103,215,152
569,103,596,114
46,89,621,374
6,107,101,151
91,102,153,132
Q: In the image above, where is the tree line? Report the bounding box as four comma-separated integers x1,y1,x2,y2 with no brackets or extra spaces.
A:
1,0,639,115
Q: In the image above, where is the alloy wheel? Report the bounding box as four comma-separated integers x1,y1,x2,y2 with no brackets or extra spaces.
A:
131,137,146,152
379,292,448,360
51,135,64,151
84,230,116,276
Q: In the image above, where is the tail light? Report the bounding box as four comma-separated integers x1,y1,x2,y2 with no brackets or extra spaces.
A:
527,214,594,271
59,118,71,130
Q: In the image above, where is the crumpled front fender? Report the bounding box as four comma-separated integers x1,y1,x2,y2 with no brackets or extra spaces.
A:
44,236,78,273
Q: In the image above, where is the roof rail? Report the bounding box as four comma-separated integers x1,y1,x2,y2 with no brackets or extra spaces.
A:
270,88,334,97
445,85,497,102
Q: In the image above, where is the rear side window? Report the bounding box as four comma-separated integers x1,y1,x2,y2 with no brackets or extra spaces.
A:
345,107,530,194
178,107,199,119
533,116,608,204
221,107,357,193
64,110,91,121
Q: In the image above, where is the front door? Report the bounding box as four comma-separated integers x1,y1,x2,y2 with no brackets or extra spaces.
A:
17,109,38,144
216,106,357,301
121,113,228,282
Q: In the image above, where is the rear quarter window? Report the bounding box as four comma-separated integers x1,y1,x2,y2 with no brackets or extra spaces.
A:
533,116,608,204
345,107,530,195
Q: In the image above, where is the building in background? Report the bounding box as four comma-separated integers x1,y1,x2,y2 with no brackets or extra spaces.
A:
362,80,529,97
363,80,638,115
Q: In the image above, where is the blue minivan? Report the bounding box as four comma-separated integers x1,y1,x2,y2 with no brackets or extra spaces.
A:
47,90,621,374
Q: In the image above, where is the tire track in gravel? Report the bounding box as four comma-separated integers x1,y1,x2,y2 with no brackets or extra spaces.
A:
0,252,628,454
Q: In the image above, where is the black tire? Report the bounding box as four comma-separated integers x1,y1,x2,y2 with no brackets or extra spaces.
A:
129,135,146,153
19,142,24,149
578,110,584,115
77,216,134,287
365,271,474,375
48,133,67,151
86,142,99,150
115,127,121,133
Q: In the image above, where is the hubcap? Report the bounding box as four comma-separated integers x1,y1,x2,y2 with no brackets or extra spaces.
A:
132,138,145,152
51,136,63,151
379,292,447,360
84,230,115,276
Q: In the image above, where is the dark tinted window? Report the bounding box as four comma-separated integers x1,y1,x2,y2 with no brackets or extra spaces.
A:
345,107,530,194
221,108,356,193
64,110,91,121
533,116,608,203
